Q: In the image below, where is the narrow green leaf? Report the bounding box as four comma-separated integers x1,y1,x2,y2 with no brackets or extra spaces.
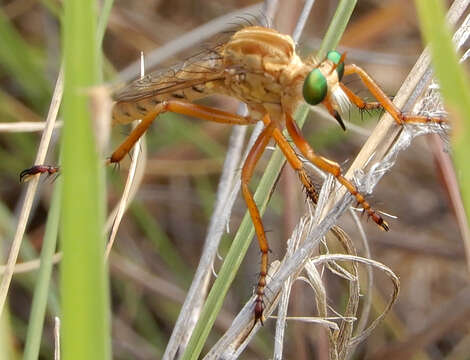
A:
96,0,115,82
415,0,470,225
318,0,357,59
61,0,110,359
96,0,115,50
23,181,61,360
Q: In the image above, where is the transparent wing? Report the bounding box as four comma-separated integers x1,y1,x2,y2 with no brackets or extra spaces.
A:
113,45,229,102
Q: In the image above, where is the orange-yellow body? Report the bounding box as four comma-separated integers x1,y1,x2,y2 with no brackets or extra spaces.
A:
112,26,343,129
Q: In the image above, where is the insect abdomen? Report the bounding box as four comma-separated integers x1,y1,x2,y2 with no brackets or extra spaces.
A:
111,82,219,125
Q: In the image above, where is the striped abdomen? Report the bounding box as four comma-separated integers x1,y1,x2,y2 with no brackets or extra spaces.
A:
111,54,226,125
111,81,221,125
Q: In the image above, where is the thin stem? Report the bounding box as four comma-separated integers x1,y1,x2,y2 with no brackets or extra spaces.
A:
23,180,61,360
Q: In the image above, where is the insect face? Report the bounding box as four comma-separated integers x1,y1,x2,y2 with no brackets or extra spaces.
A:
302,50,345,106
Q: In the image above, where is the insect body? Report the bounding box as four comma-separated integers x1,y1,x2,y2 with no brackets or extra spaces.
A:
23,26,446,324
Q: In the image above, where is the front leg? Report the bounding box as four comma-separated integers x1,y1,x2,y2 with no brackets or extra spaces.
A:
343,64,447,125
339,83,383,112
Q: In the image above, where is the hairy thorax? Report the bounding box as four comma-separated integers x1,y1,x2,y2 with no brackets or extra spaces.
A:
222,26,308,114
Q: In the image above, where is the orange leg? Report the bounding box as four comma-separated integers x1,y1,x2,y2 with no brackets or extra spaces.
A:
271,127,319,203
258,114,319,203
246,115,320,324
339,83,382,111
285,112,389,231
109,100,257,163
343,64,446,125
241,118,276,324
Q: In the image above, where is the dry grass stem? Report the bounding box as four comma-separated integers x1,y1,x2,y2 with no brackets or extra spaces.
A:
54,316,60,360
88,85,113,156
0,67,63,316
0,253,62,275
105,124,147,257
0,121,62,132
346,209,373,358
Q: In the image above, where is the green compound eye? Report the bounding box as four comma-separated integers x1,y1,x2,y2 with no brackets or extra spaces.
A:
303,69,327,105
327,50,344,80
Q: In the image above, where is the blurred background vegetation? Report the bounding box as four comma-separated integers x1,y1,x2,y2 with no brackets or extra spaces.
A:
0,0,468,359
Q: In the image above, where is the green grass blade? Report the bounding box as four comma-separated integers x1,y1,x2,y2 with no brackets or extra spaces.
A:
61,0,110,358
318,0,357,59
415,0,470,225
97,0,115,49
23,181,61,360
180,1,357,358
0,310,18,359
96,0,115,82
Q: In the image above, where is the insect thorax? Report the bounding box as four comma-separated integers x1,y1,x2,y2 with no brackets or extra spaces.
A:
222,26,306,108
